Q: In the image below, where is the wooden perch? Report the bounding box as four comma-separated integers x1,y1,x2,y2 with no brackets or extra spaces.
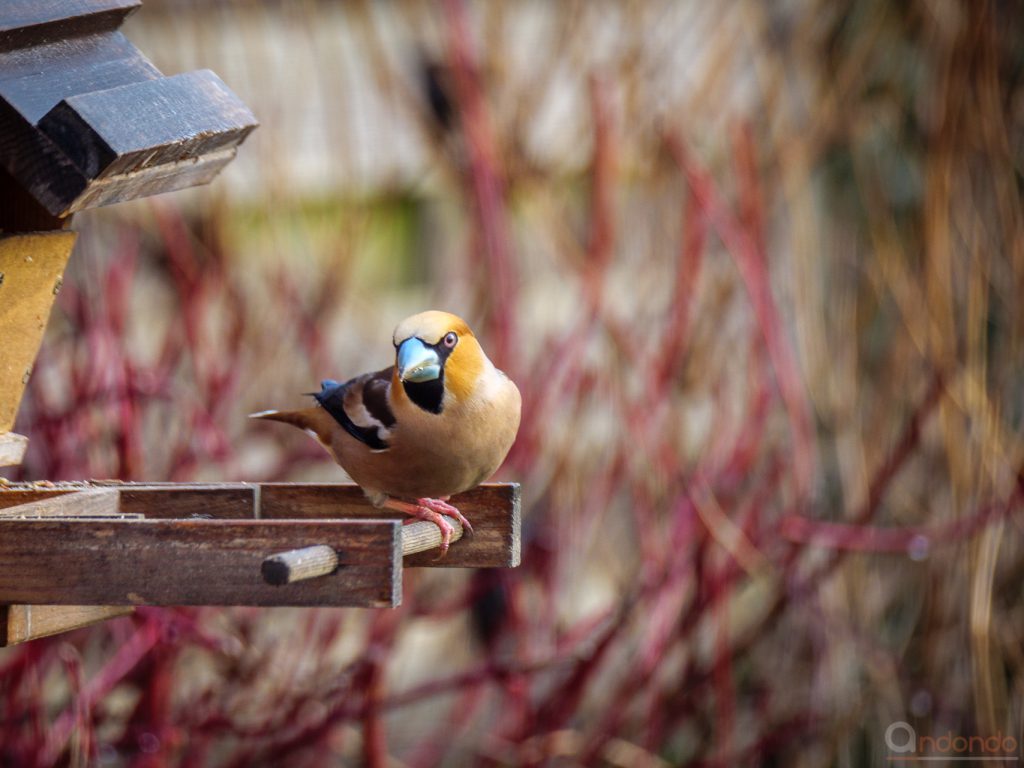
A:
402,519,465,557
0,483,519,624
259,483,519,568
262,544,339,586
260,519,470,583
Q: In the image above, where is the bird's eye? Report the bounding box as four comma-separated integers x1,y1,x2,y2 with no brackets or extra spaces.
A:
443,332,458,348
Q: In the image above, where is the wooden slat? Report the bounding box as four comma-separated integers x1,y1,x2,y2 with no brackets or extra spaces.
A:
0,432,27,467
0,518,401,607
260,483,521,568
0,31,159,125
0,232,77,432
0,1,140,53
0,488,77,510
0,488,134,643
0,604,131,647
0,487,118,518
109,483,257,519
40,70,256,179
66,147,238,214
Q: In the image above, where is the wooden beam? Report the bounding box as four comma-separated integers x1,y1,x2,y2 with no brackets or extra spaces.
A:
0,1,140,53
111,482,257,519
0,232,77,432
39,71,257,215
0,518,401,607
0,604,131,647
0,487,118,517
259,483,521,568
0,432,27,467
0,488,135,645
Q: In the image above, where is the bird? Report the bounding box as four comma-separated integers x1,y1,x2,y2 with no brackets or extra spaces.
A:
250,311,521,556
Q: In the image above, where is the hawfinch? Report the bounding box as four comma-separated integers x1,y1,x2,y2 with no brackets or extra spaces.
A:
252,311,521,555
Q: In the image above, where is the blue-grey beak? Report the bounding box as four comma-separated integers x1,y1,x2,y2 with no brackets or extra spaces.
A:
397,337,441,383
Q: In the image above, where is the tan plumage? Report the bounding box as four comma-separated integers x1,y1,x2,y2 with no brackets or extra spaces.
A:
251,311,521,554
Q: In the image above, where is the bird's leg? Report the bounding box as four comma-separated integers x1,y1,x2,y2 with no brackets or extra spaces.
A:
381,498,457,557
416,497,473,535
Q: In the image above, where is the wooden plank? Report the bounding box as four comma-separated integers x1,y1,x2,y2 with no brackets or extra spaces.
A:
0,488,119,518
66,146,237,214
0,232,77,432
0,488,133,644
0,32,160,125
0,1,140,53
0,518,401,607
0,604,132,646
0,31,161,219
0,488,77,510
39,70,257,180
260,483,521,568
0,432,27,467
110,483,257,519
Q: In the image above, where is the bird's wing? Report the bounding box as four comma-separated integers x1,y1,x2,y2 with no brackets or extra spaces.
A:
314,368,395,451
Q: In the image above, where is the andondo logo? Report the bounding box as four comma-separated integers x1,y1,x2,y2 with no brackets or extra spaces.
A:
886,721,1019,761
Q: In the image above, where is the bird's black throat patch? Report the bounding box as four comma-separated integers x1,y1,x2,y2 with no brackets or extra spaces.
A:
403,374,444,414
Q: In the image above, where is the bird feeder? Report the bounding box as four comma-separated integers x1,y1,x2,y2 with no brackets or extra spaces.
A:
0,1,520,646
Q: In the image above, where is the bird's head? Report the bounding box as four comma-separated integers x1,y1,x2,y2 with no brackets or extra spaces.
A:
392,310,486,413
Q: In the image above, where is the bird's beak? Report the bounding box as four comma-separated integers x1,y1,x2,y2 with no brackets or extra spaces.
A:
397,337,441,383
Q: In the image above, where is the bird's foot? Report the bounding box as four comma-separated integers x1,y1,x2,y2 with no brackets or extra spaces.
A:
416,497,474,536
382,498,462,558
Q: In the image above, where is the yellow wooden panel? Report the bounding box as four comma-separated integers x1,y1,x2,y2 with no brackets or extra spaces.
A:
0,231,76,433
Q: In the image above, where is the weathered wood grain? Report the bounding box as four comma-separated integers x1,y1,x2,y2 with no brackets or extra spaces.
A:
66,147,238,214
0,1,140,53
109,483,257,519
0,518,401,607
260,483,521,568
0,604,132,646
0,232,77,432
0,488,77,510
0,488,134,644
0,432,28,468
40,70,256,180
0,32,159,125
0,488,120,518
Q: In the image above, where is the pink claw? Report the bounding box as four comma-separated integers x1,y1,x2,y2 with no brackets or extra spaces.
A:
382,497,464,557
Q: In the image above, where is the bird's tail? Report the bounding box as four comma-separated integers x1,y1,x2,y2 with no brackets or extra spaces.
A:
249,408,334,445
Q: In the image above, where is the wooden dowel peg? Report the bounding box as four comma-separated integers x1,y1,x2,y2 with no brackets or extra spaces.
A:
402,519,464,557
261,544,339,586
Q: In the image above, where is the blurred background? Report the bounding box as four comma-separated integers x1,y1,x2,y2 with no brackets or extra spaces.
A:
2,0,1024,765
